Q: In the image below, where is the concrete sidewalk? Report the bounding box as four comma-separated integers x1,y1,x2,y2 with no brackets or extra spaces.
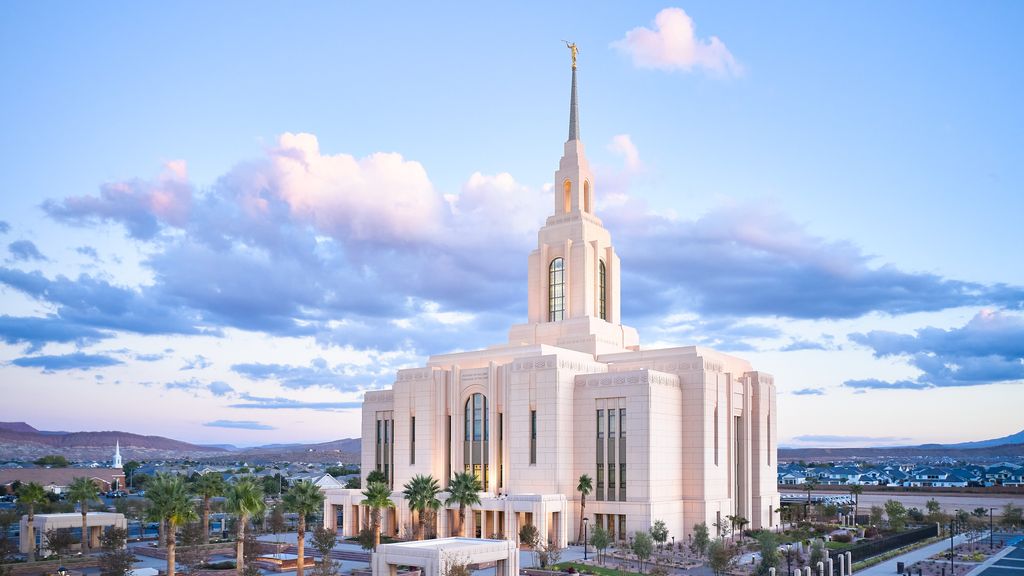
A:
858,534,970,576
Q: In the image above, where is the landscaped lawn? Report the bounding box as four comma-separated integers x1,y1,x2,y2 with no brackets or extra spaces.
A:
552,562,645,576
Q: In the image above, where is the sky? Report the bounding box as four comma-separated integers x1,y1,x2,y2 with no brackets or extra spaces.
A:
1,2,1022,448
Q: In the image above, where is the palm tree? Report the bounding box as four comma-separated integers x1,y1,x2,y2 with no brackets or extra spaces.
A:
848,484,863,525
226,477,267,576
576,474,592,545
146,473,197,576
444,472,481,538
192,472,226,545
802,479,817,520
361,481,395,550
67,477,99,554
402,475,441,540
283,480,325,576
17,482,47,561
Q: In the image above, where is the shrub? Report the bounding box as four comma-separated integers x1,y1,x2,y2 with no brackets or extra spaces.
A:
863,527,880,538
832,533,852,543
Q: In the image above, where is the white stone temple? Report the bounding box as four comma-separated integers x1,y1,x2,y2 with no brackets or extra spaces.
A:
322,53,779,547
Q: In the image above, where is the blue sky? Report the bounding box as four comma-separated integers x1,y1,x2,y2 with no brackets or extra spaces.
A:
2,2,1022,447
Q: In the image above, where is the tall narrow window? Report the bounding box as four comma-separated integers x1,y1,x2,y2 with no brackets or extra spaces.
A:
530,409,537,464
498,413,504,489
410,416,416,465
714,406,719,466
767,413,772,466
599,260,607,320
563,180,572,213
584,180,591,213
464,394,489,486
548,258,565,321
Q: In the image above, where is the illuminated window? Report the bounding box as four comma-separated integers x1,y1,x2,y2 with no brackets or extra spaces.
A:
563,180,572,213
599,260,606,320
463,394,489,485
548,258,565,321
584,180,591,213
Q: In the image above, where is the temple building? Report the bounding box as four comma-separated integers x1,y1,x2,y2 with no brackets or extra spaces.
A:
321,54,779,546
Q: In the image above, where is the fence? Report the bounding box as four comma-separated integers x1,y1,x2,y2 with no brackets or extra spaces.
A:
849,524,939,563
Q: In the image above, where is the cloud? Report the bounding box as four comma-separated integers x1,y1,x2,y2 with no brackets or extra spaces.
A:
228,393,361,411
42,161,192,239
844,310,1024,389
0,315,110,351
134,353,165,362
0,221,9,234
180,355,211,370
645,314,779,351
231,357,385,392
611,8,742,77
164,379,206,394
204,419,275,431
606,201,1024,322
792,388,825,396
608,134,641,171
208,381,234,396
8,240,47,261
792,434,910,444
11,352,123,371
780,340,829,352
76,246,100,260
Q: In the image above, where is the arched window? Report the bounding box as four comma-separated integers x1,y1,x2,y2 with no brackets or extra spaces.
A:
549,258,565,321
599,260,606,320
584,180,591,213
464,393,489,486
563,180,572,213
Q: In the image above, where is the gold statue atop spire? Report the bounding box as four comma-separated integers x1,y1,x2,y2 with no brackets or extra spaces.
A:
564,40,578,69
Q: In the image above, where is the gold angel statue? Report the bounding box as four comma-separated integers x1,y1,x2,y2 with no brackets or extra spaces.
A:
564,41,578,69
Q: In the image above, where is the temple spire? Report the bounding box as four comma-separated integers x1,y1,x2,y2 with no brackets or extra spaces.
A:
565,41,579,141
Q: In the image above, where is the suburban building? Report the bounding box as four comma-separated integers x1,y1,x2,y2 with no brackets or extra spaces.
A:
321,55,780,545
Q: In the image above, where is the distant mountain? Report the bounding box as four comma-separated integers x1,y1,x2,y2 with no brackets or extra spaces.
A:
0,422,229,461
920,429,1024,450
196,438,361,464
779,441,1024,461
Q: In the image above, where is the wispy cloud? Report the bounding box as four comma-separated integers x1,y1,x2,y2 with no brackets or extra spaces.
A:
204,419,275,431
844,310,1024,389
8,240,47,262
611,8,742,77
792,434,911,445
608,134,642,171
0,221,10,234
229,393,361,411
180,355,211,370
792,388,825,396
11,352,122,371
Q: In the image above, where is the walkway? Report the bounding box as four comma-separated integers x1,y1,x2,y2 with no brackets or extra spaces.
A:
858,533,971,576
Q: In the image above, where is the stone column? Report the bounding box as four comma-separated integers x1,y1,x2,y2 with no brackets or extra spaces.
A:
817,561,824,576
827,558,834,576
805,566,813,576
846,552,853,575
838,552,846,576
770,568,776,576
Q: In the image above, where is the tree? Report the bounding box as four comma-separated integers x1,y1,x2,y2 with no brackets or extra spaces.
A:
734,516,750,542
44,528,74,561
707,538,736,576
691,522,710,558
925,499,943,524
191,472,226,545
519,523,539,548
802,480,818,519
226,477,267,576
755,532,779,576
441,552,472,576
147,473,198,576
366,470,388,485
344,477,361,489
17,482,48,561
311,525,340,576
268,503,286,541
907,508,924,523
402,474,441,541
261,474,286,499
33,455,69,467
633,531,654,574
589,524,610,564
444,472,481,537
650,520,668,551
576,474,593,545
284,480,326,576
809,539,825,568
67,476,100,554
884,499,908,532
848,484,863,524
869,505,884,527
99,526,136,576
177,522,207,575
361,480,394,550
1002,502,1023,529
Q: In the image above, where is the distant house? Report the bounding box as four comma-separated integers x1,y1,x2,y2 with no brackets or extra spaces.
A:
0,468,126,494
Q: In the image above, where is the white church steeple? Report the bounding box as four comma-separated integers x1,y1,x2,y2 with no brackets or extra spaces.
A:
113,440,122,468
508,46,640,355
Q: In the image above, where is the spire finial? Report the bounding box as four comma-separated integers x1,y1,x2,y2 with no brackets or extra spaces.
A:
565,42,580,141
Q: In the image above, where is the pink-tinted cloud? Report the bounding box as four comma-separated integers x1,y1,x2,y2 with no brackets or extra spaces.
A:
612,8,742,77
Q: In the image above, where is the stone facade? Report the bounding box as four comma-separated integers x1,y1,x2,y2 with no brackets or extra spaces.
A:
322,63,779,547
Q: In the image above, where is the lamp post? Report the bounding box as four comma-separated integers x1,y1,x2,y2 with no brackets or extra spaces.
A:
584,517,589,561
989,507,995,550
672,535,676,553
